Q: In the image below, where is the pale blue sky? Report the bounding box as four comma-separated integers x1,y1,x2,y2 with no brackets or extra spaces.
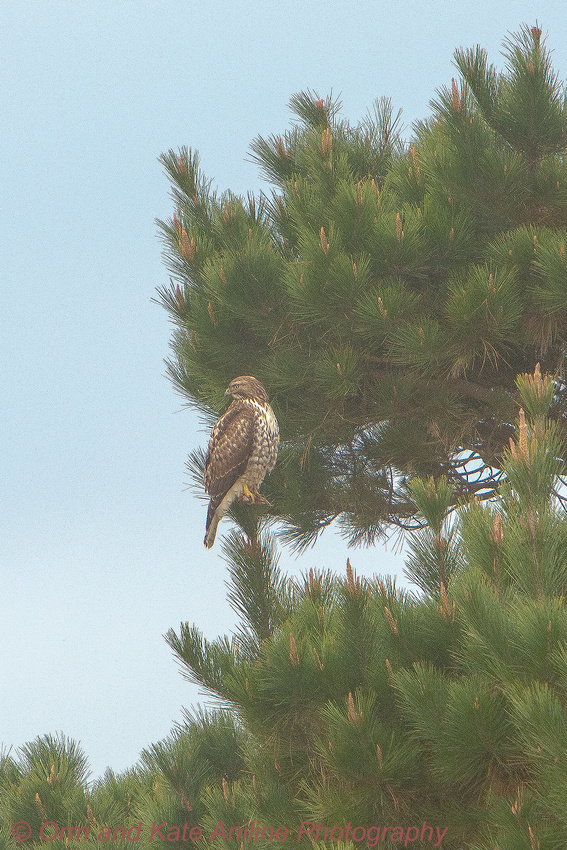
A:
2,0,566,781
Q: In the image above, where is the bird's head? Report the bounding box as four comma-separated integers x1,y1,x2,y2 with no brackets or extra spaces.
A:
225,375,269,403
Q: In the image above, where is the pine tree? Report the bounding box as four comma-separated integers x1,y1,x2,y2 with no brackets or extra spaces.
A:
7,24,567,850
0,734,95,849
164,365,567,849
157,25,567,551
3,391,567,846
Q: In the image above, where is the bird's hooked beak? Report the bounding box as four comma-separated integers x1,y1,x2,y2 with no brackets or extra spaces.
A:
224,386,231,396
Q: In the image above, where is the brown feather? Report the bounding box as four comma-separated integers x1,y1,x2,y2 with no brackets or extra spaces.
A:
204,402,256,498
203,377,279,548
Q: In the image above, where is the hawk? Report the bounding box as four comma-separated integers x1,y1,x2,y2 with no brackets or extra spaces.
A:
203,376,279,548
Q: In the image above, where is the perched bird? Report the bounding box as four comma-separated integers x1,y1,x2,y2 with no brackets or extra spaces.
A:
203,376,279,548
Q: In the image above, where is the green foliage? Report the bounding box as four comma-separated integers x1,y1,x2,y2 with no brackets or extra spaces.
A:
157,24,567,552
7,23,567,850
157,367,567,848
3,369,567,848
404,476,462,597
0,735,92,850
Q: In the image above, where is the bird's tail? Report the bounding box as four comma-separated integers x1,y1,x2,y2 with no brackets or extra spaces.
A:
204,479,246,548
204,494,225,548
